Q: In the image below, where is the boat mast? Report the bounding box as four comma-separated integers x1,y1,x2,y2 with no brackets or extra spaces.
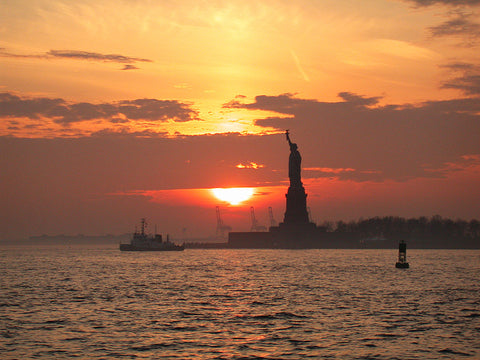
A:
140,218,146,236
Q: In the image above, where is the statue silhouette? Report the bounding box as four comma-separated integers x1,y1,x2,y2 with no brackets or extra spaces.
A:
286,130,302,187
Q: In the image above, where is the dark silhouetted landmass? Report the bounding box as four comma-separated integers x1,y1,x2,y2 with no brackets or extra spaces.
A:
327,215,480,248
186,215,480,249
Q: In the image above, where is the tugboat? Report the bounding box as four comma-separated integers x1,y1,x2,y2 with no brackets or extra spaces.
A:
395,240,409,268
119,218,184,251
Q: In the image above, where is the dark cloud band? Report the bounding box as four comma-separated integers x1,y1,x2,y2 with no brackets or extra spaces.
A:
0,92,198,125
224,92,480,181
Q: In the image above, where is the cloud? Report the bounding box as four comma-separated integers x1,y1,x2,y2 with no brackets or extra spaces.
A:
441,62,480,95
399,2,480,46
428,11,480,45
224,93,480,182
404,0,480,6
290,50,310,82
236,162,265,169
337,92,382,106
0,92,65,118
0,92,198,125
46,50,152,64
0,48,44,59
0,48,152,69
121,64,139,70
3,91,480,184
443,74,480,95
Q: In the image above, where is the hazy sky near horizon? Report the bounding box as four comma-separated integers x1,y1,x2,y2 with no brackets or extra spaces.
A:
1,0,480,239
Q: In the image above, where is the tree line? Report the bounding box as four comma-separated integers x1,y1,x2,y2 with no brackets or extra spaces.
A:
320,215,480,241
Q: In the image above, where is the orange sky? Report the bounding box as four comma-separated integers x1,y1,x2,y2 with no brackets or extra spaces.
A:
1,0,480,239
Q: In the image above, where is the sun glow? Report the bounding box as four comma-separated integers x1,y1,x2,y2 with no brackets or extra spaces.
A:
211,187,254,206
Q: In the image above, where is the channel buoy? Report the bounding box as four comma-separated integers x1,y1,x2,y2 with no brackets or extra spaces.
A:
395,240,409,268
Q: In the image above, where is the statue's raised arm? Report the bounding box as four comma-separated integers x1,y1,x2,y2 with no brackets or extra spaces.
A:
286,129,292,146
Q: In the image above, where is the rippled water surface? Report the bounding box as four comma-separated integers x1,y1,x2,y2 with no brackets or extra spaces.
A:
1,247,479,359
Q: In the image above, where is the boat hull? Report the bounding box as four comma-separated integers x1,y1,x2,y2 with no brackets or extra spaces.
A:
119,244,184,251
395,262,409,268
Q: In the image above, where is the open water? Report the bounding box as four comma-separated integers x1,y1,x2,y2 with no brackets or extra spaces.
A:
0,247,479,359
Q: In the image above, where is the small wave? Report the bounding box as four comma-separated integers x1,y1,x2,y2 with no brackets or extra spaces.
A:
210,294,235,299
238,311,308,322
248,314,274,320
33,350,69,356
99,309,116,314
229,356,276,360
306,345,328,350
45,319,68,324
191,301,211,306
171,325,201,331
359,337,376,342
131,342,177,351
251,301,266,306
63,336,87,342
104,352,136,357
384,324,399,330
409,327,428,332
0,302,20,307
288,338,311,345
1,330,15,338
236,343,253,351
375,333,401,338
276,311,307,319
179,310,199,316
439,348,472,356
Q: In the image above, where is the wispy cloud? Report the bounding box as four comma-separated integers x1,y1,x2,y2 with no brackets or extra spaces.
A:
290,50,310,82
46,50,152,64
428,11,480,45
404,0,480,6
0,48,152,69
401,0,480,46
441,62,480,95
121,64,139,70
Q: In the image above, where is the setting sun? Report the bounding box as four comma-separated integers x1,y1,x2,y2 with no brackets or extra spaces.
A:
211,187,254,206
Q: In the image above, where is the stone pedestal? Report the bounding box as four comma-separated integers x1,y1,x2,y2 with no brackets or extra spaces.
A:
283,185,310,224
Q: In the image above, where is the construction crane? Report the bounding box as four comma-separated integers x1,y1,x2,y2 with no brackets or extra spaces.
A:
268,206,277,227
216,206,231,239
250,206,267,232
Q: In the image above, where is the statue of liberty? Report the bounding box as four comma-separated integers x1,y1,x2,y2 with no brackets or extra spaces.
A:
286,130,302,187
